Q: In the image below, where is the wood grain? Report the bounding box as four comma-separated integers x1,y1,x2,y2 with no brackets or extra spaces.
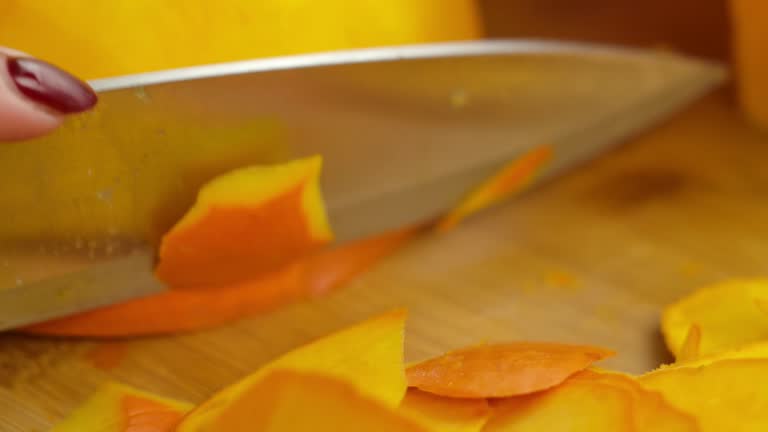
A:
2,91,767,430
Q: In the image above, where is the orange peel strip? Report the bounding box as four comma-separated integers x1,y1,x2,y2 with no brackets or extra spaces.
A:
177,309,408,432
406,342,614,398
436,145,553,231
22,226,418,337
155,155,332,289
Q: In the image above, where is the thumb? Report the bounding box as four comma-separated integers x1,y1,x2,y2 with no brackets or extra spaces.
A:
0,48,97,142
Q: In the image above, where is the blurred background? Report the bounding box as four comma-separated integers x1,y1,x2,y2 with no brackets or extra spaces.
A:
481,0,730,61
0,1,732,74
0,1,761,123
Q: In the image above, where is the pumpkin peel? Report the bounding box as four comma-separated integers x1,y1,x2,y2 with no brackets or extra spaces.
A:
661,279,768,359
406,342,614,398
155,155,332,290
640,358,768,432
22,226,418,337
678,324,703,363
571,369,700,432
50,381,192,432
483,375,635,432
207,369,428,432
663,340,768,370
176,309,408,432
398,388,490,432
436,145,552,231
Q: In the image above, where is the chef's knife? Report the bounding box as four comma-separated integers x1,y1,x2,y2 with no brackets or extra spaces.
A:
0,40,726,331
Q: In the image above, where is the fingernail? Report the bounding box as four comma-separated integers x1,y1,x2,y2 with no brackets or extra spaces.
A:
6,57,97,114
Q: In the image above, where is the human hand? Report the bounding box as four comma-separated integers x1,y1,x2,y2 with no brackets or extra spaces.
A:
0,47,97,142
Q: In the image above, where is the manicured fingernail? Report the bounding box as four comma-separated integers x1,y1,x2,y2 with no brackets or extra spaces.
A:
6,57,97,114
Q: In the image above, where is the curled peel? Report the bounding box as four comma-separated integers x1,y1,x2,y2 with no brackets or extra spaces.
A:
210,370,427,432
177,309,408,432
406,342,614,398
678,324,703,363
662,340,768,370
23,227,417,337
483,375,635,432
640,359,768,432
398,388,490,432
661,279,768,359
436,145,552,231
156,155,332,289
572,370,699,432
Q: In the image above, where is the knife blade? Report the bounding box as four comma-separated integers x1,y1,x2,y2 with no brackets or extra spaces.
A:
0,40,726,331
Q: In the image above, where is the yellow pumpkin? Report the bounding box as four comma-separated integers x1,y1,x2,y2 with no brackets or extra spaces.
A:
2,0,481,79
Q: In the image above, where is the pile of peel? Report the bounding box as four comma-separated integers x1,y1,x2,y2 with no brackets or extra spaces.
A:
51,277,768,432
29,154,768,431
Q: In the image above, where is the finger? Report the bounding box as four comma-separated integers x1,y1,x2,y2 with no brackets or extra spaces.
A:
0,48,97,142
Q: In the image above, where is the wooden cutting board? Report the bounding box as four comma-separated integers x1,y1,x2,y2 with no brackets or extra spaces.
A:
2,90,767,431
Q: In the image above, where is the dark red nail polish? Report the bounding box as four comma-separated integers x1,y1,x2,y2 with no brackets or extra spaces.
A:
6,57,97,114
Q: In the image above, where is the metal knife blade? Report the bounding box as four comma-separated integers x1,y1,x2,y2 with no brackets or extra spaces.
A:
0,40,726,331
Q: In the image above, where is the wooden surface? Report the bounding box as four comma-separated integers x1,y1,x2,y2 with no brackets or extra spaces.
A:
2,90,768,430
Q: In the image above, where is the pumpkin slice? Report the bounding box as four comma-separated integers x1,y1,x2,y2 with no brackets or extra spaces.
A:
398,388,490,432
640,359,768,432
436,145,552,231
177,309,408,432
23,226,418,337
406,342,614,398
155,155,332,289
661,279,768,359
483,376,635,432
207,369,427,432
572,370,699,432
51,381,192,432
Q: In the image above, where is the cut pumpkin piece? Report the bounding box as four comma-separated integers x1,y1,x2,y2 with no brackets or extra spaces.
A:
23,226,418,337
661,279,768,359
406,342,614,398
398,388,490,432
483,375,635,432
436,145,553,231
201,370,427,432
177,309,408,432
640,358,768,432
155,155,333,289
571,370,699,432
51,381,192,432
